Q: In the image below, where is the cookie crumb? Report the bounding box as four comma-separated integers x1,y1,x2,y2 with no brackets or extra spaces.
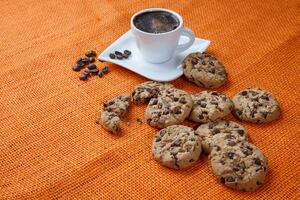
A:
136,118,143,124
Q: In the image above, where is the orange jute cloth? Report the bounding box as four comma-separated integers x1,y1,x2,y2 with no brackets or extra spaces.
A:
0,0,299,199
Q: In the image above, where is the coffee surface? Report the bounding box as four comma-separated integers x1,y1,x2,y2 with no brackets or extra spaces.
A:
133,11,180,34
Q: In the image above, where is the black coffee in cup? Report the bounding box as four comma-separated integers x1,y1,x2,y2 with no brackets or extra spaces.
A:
133,11,180,34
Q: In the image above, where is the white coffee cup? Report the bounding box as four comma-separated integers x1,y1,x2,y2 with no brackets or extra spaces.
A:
131,8,195,64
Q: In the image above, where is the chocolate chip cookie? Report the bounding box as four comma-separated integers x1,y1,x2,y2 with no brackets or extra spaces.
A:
232,88,280,123
99,111,120,134
145,87,193,129
195,120,248,154
131,81,174,104
152,125,202,169
210,142,268,191
189,91,232,123
182,52,227,88
103,95,130,117
99,95,130,134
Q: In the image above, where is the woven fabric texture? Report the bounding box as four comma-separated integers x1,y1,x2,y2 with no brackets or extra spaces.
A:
0,0,299,199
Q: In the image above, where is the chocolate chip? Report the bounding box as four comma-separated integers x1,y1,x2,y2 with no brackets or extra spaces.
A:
255,158,262,166
261,95,269,101
191,58,198,65
155,136,161,142
240,91,248,96
179,98,187,104
151,99,158,105
202,111,208,115
157,103,162,109
222,96,227,101
202,61,206,65
237,129,244,136
171,140,181,147
215,145,221,151
256,181,261,185
163,110,169,115
124,50,131,55
173,97,179,101
102,66,109,73
225,121,229,126
209,61,215,66
85,50,96,57
233,166,240,171
109,53,116,59
211,92,218,95
227,152,235,159
173,107,182,114
147,118,152,124
208,124,214,129
220,160,225,165
198,115,204,119
227,141,236,146
242,148,252,156
235,109,242,115
212,129,220,135
200,103,207,108
226,177,235,182
88,64,97,70
261,111,268,119
210,68,216,74
189,159,194,162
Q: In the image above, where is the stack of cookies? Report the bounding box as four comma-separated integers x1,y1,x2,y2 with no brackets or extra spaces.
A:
97,52,281,192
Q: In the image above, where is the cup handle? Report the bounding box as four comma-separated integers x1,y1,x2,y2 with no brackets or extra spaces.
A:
176,27,195,53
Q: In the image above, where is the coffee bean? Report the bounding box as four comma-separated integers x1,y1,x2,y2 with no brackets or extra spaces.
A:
79,74,87,80
115,51,123,56
72,64,81,71
90,68,99,74
83,69,90,76
124,50,131,55
122,53,129,58
109,53,116,59
76,58,83,64
88,57,95,63
98,71,103,77
102,66,109,73
81,58,90,64
85,50,96,57
88,64,97,70
116,54,123,59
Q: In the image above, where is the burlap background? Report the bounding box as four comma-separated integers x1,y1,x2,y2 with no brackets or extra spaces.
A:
0,0,299,199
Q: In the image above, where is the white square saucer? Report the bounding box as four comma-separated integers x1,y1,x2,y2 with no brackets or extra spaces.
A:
98,31,211,82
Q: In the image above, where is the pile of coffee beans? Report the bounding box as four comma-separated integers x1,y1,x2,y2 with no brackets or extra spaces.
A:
72,50,110,81
109,50,131,60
